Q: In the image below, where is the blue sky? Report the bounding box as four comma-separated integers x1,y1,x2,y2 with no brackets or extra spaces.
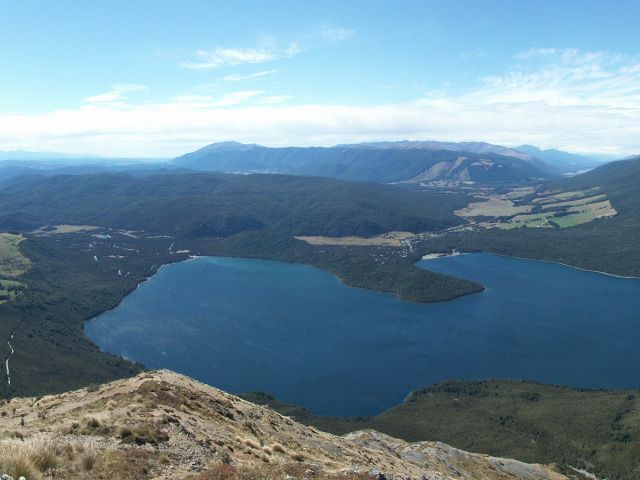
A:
1,0,639,156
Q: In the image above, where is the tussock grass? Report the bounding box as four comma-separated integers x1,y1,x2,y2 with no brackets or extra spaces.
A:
0,435,66,480
243,439,260,449
271,443,286,454
80,442,97,471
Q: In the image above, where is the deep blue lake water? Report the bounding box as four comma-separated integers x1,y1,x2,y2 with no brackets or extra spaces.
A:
85,253,640,416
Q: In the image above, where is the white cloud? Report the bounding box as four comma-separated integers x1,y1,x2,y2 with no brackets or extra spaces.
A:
2,49,640,157
459,48,485,60
182,48,276,70
285,42,302,56
83,84,148,104
182,43,304,70
212,90,265,106
321,27,356,42
222,69,279,82
258,95,293,105
516,47,561,60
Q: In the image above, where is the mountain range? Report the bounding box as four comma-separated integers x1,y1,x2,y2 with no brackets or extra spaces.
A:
0,142,618,185
173,140,612,184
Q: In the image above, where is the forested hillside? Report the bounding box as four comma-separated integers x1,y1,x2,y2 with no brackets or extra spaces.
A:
0,172,467,237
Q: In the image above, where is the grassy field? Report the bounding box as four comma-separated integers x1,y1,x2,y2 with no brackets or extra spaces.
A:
456,187,617,230
0,233,30,277
0,233,29,303
244,380,640,480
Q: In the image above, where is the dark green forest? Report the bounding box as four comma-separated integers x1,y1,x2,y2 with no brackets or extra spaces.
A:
0,171,467,237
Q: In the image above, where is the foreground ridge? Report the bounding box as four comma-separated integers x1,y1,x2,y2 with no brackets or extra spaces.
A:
0,370,569,479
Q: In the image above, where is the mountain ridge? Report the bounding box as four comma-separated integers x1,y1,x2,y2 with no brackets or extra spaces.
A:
0,369,570,480
173,140,563,183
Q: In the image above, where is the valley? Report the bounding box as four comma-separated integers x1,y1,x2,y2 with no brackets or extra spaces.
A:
0,154,637,402
0,149,637,479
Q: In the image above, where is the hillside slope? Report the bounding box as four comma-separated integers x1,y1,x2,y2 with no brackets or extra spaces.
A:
0,370,570,480
560,155,640,214
173,141,559,183
0,172,467,237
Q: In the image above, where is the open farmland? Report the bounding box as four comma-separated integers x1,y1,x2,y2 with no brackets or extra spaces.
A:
0,233,29,303
455,187,617,230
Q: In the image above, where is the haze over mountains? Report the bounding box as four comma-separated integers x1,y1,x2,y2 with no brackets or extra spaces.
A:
0,140,616,186
515,145,610,173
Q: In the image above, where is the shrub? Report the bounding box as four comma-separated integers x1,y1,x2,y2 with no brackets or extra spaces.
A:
81,448,97,471
271,443,286,454
118,423,169,446
243,439,260,449
290,452,305,462
194,464,237,480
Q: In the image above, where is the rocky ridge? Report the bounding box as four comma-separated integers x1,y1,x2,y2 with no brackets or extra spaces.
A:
0,370,573,479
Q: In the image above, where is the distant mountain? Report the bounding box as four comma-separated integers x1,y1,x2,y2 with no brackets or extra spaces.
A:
173,141,560,184
515,145,610,174
0,150,102,161
0,159,175,184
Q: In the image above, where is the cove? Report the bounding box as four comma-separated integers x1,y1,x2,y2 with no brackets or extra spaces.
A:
85,253,640,417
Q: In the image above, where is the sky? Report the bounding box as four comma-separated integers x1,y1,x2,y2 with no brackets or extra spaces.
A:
1,0,639,157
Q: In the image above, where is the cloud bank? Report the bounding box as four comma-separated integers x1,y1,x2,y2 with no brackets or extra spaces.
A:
1,49,639,157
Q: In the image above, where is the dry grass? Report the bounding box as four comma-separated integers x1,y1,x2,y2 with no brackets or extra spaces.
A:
33,224,99,235
0,371,570,480
0,433,156,479
189,463,377,480
271,443,286,454
79,441,97,471
0,233,31,277
0,435,66,480
243,439,260,450
455,197,531,218
295,231,414,247
118,422,169,446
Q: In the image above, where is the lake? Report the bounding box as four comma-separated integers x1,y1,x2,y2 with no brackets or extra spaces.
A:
85,253,640,416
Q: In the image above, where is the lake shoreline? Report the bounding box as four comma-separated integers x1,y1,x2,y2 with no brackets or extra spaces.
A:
421,249,639,280
486,252,640,280
86,253,640,416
